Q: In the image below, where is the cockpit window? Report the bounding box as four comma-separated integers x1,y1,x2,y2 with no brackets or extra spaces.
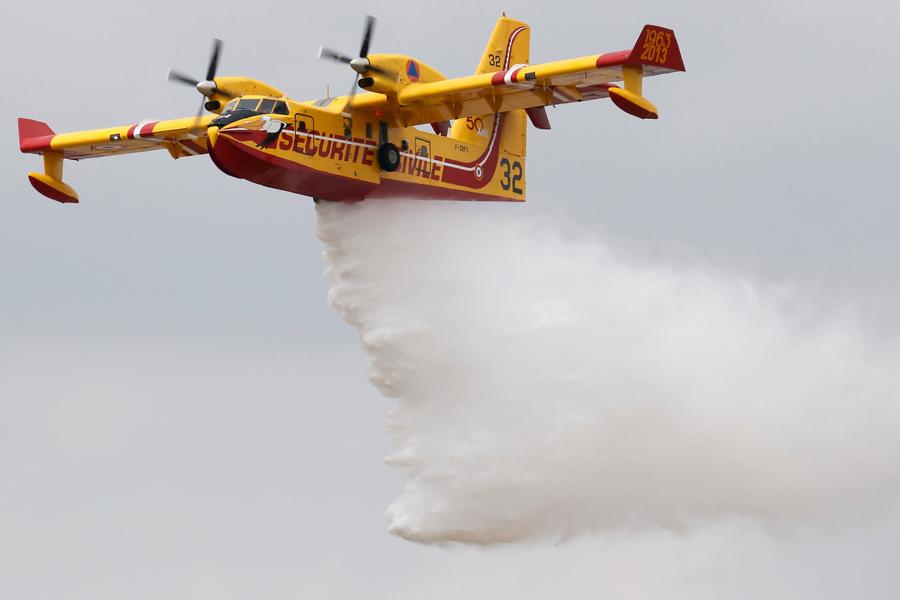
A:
257,98,276,114
237,98,260,111
210,97,290,128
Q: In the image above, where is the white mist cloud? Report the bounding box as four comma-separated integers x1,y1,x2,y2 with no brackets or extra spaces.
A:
316,199,900,545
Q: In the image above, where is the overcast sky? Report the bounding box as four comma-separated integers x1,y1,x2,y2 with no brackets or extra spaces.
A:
2,0,900,598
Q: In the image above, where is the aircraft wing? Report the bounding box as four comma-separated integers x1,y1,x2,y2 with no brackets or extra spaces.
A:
18,115,213,203
354,24,685,127
18,115,213,160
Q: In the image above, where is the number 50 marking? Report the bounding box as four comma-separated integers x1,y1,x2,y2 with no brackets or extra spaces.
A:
466,117,484,131
499,158,523,194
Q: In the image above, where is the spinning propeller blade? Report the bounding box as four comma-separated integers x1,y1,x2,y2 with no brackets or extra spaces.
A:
167,38,236,120
318,14,395,105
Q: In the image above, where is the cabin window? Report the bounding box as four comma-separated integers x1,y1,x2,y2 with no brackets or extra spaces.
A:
257,98,276,114
237,98,260,111
273,101,289,115
401,139,409,151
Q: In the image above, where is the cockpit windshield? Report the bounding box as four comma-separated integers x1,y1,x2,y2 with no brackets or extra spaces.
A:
237,98,261,111
257,98,276,114
211,97,289,127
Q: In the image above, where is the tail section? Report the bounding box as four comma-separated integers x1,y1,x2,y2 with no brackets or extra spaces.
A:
451,16,530,152
474,15,530,75
449,16,530,200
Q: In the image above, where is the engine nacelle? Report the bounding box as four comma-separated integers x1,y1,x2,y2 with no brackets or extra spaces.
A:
358,54,445,101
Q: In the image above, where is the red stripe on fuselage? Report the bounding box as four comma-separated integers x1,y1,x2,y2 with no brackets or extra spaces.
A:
210,130,513,202
210,130,376,201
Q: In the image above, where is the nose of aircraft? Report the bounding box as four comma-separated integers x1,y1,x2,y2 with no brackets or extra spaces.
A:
207,126,220,148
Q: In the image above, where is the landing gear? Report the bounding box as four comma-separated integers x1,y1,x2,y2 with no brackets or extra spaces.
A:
377,142,401,172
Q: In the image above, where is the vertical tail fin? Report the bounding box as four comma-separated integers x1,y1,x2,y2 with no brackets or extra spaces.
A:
474,15,530,74
451,16,530,156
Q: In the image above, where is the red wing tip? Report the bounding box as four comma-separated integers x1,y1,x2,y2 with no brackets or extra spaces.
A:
630,25,686,72
18,117,55,137
18,117,56,153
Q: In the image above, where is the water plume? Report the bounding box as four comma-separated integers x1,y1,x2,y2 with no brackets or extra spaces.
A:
316,199,900,545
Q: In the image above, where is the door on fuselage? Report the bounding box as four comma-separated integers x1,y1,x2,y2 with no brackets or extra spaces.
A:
293,113,315,155
414,137,432,177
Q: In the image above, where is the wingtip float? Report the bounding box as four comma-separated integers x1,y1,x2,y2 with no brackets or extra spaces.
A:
19,17,685,205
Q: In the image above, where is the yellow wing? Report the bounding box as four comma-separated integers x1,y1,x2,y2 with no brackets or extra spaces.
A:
353,24,685,128
18,115,213,203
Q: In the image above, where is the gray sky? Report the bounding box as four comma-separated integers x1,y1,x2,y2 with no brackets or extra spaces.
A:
2,0,900,598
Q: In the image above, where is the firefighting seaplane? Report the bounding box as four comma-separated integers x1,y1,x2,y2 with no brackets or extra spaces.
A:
18,15,685,204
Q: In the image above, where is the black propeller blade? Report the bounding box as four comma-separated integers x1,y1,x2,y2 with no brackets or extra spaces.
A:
167,38,235,115
206,38,222,81
319,47,354,65
358,14,374,58
166,69,200,87
319,14,395,105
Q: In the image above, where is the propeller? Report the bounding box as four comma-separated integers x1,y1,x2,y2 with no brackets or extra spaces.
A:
167,39,236,121
319,15,393,105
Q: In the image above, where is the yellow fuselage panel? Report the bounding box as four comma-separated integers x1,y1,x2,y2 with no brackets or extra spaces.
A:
215,101,525,202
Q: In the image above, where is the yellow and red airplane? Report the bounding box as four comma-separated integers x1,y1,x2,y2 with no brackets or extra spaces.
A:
18,15,684,204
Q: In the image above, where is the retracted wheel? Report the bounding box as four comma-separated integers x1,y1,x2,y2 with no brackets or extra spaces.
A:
377,142,401,172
